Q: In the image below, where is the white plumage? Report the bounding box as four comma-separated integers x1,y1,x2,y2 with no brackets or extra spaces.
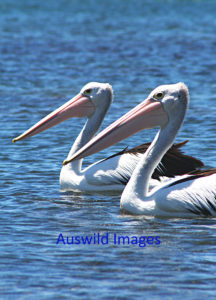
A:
68,82,216,216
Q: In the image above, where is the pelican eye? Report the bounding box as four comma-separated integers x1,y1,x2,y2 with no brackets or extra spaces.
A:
84,88,92,95
153,91,164,100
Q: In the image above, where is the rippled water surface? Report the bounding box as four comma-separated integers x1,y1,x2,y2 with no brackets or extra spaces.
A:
1,0,216,299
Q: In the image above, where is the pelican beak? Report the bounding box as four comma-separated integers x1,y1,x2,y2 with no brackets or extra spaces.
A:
12,94,95,142
63,97,168,165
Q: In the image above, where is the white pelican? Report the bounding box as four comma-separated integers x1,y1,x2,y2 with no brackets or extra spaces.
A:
66,82,216,217
13,82,203,194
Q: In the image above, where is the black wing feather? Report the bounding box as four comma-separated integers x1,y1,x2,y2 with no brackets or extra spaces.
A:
104,140,204,181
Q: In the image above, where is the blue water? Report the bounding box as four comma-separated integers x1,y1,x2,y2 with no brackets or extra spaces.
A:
1,0,216,299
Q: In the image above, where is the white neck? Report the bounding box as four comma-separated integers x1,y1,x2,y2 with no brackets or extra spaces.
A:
122,109,185,201
65,107,108,174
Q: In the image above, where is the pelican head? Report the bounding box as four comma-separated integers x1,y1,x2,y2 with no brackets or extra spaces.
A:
12,82,113,142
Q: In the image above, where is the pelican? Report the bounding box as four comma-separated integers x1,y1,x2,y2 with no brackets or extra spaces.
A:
66,82,216,217
13,82,203,194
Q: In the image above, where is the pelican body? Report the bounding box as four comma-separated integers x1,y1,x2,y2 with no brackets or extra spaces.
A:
67,83,216,217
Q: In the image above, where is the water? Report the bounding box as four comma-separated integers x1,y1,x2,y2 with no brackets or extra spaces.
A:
1,0,216,298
